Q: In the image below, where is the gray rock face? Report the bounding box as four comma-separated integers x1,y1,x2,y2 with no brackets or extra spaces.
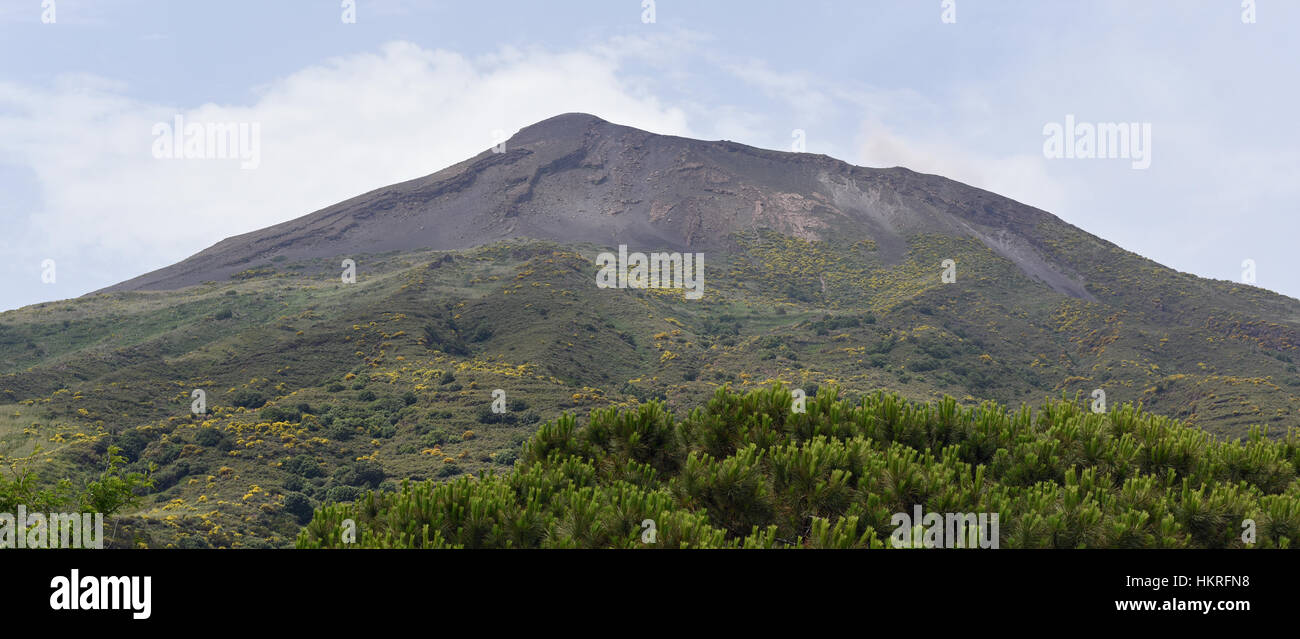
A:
98,112,1094,299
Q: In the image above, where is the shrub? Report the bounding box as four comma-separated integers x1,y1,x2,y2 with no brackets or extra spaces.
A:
325,422,356,441
116,430,153,462
230,390,267,409
423,324,469,355
284,492,315,524
147,443,182,466
284,455,325,479
351,462,384,485
907,357,940,372
333,461,385,489
324,486,363,503
178,535,211,549
149,460,190,492
260,405,299,423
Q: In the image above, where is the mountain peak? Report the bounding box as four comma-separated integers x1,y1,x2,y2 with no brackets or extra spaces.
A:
101,113,1096,301
508,112,611,145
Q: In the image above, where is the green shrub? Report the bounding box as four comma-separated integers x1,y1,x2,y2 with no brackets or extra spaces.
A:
324,486,363,503
284,492,315,524
115,429,153,462
284,455,325,479
259,405,300,423
230,390,267,409
332,461,385,489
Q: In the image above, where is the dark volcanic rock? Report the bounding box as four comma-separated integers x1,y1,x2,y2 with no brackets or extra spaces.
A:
98,112,1094,299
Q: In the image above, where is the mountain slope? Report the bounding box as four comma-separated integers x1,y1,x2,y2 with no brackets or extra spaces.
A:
2,113,1298,548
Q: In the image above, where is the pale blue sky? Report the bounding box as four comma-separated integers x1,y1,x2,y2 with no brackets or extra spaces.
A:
1,0,1296,311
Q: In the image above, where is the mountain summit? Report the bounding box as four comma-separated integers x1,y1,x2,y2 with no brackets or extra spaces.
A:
105,113,1094,299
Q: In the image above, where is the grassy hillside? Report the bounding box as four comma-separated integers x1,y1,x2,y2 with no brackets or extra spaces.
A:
1,236,1298,548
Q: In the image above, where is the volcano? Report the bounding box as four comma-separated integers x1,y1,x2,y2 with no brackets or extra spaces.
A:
105,113,1097,300
5,112,1299,548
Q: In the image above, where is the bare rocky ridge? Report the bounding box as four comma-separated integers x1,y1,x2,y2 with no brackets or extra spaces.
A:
101,112,1098,298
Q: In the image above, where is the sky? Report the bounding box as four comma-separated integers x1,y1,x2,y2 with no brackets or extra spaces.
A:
0,0,1296,311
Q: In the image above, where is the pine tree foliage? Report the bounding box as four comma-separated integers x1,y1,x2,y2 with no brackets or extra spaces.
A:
297,385,1300,548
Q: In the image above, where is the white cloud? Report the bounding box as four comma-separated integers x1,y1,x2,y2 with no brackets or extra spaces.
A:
720,58,834,121
854,119,1071,214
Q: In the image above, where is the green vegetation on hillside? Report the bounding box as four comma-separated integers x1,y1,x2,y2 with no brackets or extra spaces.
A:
1,445,153,516
298,385,1300,549
2,236,1299,548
